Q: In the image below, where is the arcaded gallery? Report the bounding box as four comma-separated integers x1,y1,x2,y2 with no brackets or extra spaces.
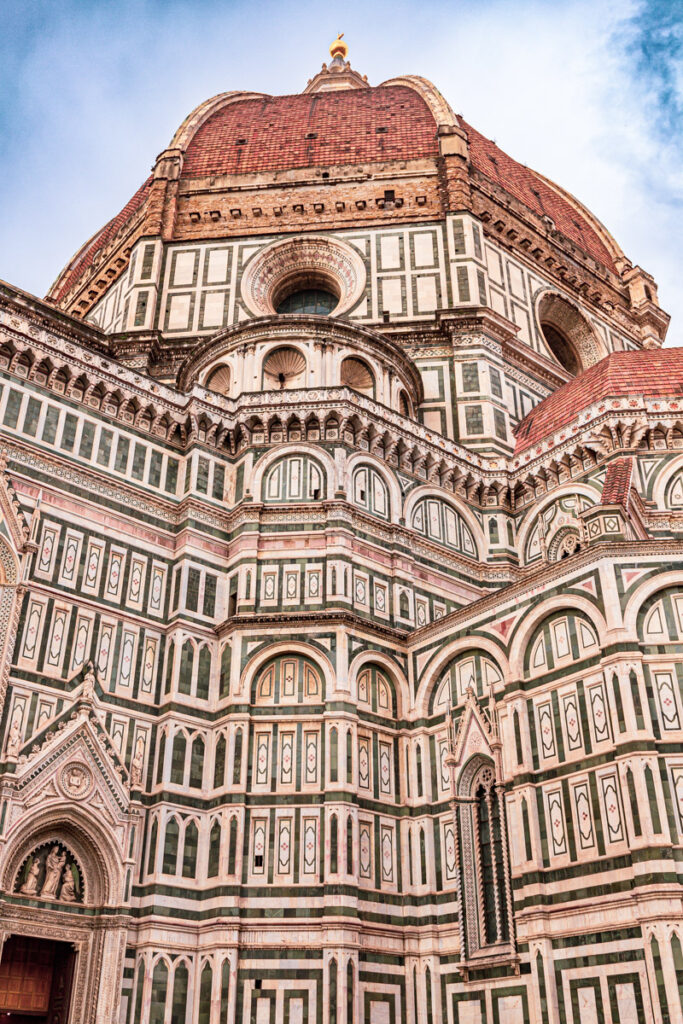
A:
0,35,680,1024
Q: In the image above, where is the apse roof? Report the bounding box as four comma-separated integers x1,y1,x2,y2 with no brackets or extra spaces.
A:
514,349,683,454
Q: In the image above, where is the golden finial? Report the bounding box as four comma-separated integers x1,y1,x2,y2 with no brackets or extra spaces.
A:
329,33,348,60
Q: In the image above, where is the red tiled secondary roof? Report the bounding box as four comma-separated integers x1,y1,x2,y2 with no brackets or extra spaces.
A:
458,118,616,272
514,349,683,454
601,457,633,505
53,177,153,302
181,87,439,177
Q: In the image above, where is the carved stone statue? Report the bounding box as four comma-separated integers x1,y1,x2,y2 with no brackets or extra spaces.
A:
5,716,22,758
20,857,41,895
130,739,144,788
82,662,96,701
41,846,66,898
60,866,77,902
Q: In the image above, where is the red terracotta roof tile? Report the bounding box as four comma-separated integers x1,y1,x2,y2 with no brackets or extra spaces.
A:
182,87,439,177
458,118,616,271
514,349,683,454
601,457,633,505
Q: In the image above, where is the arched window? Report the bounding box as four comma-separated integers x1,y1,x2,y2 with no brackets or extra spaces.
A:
164,641,175,694
330,814,338,873
198,962,213,1024
454,759,512,957
220,644,231,698
190,736,204,789
220,960,231,1019
233,729,243,785
330,727,338,783
228,817,238,875
208,820,221,877
416,743,424,799
170,733,186,785
513,710,523,765
347,962,354,1023
346,816,353,875
411,497,477,558
214,735,226,789
171,962,188,1024
329,957,338,1024
149,960,169,1024
352,465,390,520
262,454,326,502
178,639,195,695
133,958,145,1021
626,767,642,837
147,818,158,875
197,646,211,700
156,732,166,784
182,821,198,878
162,818,179,875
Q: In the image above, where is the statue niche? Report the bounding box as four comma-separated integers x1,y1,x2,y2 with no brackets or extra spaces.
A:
15,841,84,904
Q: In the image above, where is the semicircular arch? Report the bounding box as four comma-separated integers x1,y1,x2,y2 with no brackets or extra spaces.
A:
250,444,337,500
404,485,484,559
651,455,683,507
348,651,409,718
416,636,509,719
345,452,401,524
508,595,607,679
516,484,600,564
239,640,335,701
623,573,683,637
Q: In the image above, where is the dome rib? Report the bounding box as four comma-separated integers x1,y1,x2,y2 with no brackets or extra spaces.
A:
459,117,617,272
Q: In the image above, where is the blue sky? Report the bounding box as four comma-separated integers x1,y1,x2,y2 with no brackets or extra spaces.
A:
1,0,681,339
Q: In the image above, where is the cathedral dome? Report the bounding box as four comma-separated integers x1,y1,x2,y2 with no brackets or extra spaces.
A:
47,63,630,316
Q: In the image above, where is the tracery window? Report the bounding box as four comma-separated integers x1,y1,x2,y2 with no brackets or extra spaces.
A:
352,465,390,519
253,655,322,705
262,454,326,502
454,758,512,959
411,497,477,558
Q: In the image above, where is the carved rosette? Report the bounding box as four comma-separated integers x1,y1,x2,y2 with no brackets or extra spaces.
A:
241,236,367,317
59,762,95,801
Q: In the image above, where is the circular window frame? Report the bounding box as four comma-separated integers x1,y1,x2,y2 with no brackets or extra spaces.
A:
241,236,367,318
535,290,606,374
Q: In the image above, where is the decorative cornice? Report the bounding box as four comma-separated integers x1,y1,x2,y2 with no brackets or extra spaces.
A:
410,537,683,644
